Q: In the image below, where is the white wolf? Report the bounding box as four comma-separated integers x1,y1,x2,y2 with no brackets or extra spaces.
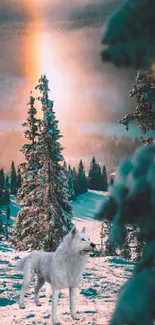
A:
16,226,95,325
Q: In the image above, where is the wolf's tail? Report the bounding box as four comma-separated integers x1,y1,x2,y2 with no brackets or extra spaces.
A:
16,255,29,271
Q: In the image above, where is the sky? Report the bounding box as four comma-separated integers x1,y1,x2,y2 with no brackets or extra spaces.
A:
0,0,137,169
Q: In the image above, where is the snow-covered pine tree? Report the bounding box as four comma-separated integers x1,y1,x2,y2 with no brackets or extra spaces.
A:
10,161,17,195
77,159,87,195
35,74,73,251
119,70,155,143
102,165,108,191
11,93,43,250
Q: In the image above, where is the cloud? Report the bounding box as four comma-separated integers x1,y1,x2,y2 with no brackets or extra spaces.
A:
0,2,29,23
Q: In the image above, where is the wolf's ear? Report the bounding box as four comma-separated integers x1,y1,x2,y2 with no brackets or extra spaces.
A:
81,227,86,233
70,226,77,237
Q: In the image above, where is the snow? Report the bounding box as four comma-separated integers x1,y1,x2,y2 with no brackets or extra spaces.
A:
0,190,134,324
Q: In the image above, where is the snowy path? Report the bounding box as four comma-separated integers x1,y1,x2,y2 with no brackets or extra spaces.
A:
0,247,134,325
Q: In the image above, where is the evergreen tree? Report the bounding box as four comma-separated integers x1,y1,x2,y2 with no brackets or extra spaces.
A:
88,157,99,190
0,168,5,190
12,75,73,251
110,177,114,186
120,228,132,261
5,175,10,190
17,167,22,189
10,161,17,195
104,221,117,256
134,232,145,262
11,93,42,249
77,160,88,195
5,205,11,241
68,166,76,201
119,70,155,143
102,165,108,191
88,157,103,190
72,167,78,197
0,209,4,240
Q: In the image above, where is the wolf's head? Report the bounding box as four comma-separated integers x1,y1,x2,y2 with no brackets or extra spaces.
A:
67,226,96,255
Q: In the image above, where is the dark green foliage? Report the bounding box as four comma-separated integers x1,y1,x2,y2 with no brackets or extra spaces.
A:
0,209,4,239
68,167,76,201
5,175,10,190
77,160,88,195
88,157,100,190
103,221,117,256
5,205,11,241
0,169,5,190
88,157,108,191
17,168,22,189
110,177,114,185
10,161,17,195
134,233,145,262
72,167,79,197
102,166,108,191
0,189,10,205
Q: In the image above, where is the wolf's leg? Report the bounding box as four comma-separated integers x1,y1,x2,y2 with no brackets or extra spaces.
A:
69,287,80,320
52,288,60,325
34,277,45,306
19,268,34,309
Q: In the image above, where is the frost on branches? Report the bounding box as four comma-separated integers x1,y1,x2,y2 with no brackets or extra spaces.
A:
12,76,73,252
96,144,155,325
119,70,155,143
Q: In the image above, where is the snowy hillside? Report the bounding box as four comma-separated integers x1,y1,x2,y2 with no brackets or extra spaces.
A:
0,190,134,325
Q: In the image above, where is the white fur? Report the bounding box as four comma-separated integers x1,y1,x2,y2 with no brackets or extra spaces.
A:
16,226,95,325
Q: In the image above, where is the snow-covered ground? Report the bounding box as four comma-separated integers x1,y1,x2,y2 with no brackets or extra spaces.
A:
0,191,134,325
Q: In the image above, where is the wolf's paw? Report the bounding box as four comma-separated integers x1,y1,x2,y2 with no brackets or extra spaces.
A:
52,317,60,325
19,303,25,309
35,300,42,307
71,313,81,320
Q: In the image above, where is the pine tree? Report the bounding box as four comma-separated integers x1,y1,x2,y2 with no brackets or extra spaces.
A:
5,205,11,241
120,228,132,261
35,75,73,250
11,93,42,249
102,165,108,191
134,233,145,262
10,161,17,195
77,160,88,195
104,221,117,256
68,166,76,201
12,75,73,251
88,157,102,190
110,177,114,186
0,168,5,190
5,175,10,190
72,167,78,197
119,70,155,143
17,167,22,189
0,209,4,240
